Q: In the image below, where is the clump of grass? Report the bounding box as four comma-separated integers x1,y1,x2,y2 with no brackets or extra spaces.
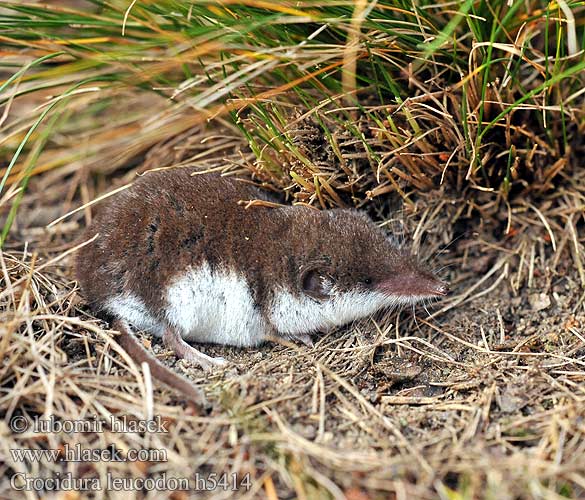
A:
1,1,583,223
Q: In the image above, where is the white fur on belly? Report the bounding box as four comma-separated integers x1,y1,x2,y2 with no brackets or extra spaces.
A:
104,294,165,337
164,263,267,347
269,288,416,336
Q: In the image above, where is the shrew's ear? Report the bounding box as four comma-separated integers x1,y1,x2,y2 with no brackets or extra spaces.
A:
300,266,332,300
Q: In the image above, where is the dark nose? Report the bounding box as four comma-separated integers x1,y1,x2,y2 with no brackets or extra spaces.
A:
435,282,449,296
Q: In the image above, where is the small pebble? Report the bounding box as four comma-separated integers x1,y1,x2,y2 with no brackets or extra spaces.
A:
528,293,550,311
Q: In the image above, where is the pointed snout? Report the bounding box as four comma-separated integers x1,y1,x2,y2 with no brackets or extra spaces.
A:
406,275,449,297
433,281,449,297
377,272,449,298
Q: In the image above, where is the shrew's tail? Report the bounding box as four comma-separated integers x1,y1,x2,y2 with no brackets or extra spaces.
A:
113,320,206,407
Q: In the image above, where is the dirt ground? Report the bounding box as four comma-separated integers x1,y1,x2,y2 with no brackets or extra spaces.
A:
1,147,584,499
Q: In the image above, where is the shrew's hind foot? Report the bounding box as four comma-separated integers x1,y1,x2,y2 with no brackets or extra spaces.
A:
163,329,227,371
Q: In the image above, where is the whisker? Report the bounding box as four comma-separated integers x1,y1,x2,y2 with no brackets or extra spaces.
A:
423,301,432,318
433,263,455,274
435,231,466,257
411,303,419,329
423,232,467,269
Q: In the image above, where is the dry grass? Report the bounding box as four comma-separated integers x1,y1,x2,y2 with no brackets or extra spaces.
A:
1,127,584,497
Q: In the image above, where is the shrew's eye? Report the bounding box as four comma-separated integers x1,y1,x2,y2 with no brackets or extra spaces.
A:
363,277,372,285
